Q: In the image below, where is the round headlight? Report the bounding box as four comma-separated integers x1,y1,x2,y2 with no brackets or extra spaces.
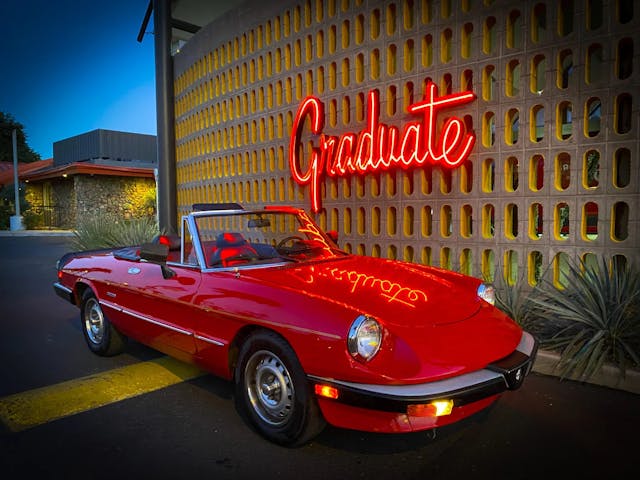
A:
477,283,496,305
347,315,382,362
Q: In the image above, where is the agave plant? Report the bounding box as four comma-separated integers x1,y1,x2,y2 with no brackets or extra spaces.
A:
493,271,536,331
72,214,159,251
527,256,640,381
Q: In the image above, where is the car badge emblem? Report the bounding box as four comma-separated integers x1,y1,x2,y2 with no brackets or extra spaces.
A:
127,267,141,275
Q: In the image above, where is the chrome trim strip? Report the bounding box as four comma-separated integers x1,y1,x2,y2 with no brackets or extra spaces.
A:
53,282,73,295
194,334,225,347
516,331,536,356
309,369,505,399
99,299,192,336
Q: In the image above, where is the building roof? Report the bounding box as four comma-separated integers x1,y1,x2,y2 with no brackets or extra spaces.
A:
21,162,156,183
0,159,54,187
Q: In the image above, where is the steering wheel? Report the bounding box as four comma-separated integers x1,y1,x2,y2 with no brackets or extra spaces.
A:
276,235,305,250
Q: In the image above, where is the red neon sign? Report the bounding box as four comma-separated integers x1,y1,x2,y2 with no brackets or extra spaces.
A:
289,82,476,212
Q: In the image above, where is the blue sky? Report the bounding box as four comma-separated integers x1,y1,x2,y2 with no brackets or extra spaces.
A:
1,0,157,159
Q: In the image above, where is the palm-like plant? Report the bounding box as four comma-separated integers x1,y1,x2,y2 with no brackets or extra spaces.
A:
72,214,159,251
528,256,640,381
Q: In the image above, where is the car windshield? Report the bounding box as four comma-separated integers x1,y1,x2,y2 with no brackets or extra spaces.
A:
193,209,343,268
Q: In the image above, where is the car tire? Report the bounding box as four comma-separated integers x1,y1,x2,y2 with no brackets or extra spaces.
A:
80,289,125,356
235,330,326,446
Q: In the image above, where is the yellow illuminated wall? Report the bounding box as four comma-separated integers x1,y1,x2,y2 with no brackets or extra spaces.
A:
173,0,639,286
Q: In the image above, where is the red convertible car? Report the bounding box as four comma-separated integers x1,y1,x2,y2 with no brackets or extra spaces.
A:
54,203,537,446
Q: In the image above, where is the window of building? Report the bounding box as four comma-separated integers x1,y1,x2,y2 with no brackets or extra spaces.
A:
615,93,632,134
530,105,544,142
441,205,452,237
617,38,633,80
583,202,598,240
460,160,473,193
482,112,496,147
529,203,543,238
558,49,573,89
483,16,496,54
506,9,523,49
506,59,520,97
531,54,546,94
370,8,381,39
422,34,433,67
387,3,397,36
612,202,629,240
506,109,519,145
441,28,453,63
555,152,571,190
461,204,473,238
557,101,573,139
461,69,473,91
555,203,570,239
482,64,496,101
506,156,519,191
461,23,473,59
530,155,544,191
505,204,519,239
528,251,543,285
584,150,600,188
504,250,518,285
586,44,605,84
404,39,414,72
482,158,495,192
618,0,633,24
532,3,547,43
614,148,631,188
482,204,495,238
585,97,601,137
587,0,603,30
421,205,433,237
558,0,574,36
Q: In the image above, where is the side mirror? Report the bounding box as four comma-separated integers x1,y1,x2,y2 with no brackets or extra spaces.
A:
326,230,339,245
140,243,175,279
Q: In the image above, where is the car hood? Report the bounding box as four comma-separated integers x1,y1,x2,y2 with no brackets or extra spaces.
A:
245,255,483,327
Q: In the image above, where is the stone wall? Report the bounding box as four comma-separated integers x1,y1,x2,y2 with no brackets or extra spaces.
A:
25,175,155,229
75,176,156,221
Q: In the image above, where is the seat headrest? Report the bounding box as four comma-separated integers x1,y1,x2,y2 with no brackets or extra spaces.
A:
216,232,247,247
154,234,181,250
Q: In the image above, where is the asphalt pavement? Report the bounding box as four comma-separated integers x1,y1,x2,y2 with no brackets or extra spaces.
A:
0,234,637,480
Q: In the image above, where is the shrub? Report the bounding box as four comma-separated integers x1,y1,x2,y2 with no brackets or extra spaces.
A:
527,256,640,381
72,214,159,251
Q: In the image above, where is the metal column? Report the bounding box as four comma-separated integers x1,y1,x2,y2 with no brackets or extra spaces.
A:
153,0,177,234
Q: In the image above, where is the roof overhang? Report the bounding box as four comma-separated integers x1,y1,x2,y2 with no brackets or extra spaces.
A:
22,162,156,183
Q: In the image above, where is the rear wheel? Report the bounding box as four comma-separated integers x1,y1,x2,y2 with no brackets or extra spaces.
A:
80,289,125,356
235,331,325,446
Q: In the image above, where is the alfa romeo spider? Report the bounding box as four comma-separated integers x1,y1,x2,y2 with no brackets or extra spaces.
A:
54,203,537,446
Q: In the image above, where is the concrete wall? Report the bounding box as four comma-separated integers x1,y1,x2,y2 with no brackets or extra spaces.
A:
171,0,639,285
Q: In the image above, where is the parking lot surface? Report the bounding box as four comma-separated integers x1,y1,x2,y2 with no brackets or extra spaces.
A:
0,235,637,479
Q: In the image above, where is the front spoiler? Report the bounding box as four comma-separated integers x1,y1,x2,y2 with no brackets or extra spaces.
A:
309,331,538,413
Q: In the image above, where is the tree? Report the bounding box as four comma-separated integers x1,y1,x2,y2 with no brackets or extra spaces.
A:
0,112,41,163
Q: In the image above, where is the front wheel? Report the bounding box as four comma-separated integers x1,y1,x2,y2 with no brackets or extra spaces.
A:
235,331,325,446
80,289,125,356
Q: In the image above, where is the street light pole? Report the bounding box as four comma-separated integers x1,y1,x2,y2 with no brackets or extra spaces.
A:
10,128,24,231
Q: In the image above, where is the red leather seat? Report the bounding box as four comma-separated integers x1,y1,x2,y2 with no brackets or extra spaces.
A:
209,232,257,267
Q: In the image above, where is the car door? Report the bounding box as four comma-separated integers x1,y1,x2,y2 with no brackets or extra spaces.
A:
108,258,201,359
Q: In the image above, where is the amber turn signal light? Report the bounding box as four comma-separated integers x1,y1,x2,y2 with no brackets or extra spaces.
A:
314,384,339,400
407,399,454,417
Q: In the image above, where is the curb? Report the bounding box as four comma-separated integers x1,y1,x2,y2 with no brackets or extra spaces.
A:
532,350,640,395
0,230,74,237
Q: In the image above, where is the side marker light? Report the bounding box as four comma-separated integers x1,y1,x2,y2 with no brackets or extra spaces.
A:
314,384,339,400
